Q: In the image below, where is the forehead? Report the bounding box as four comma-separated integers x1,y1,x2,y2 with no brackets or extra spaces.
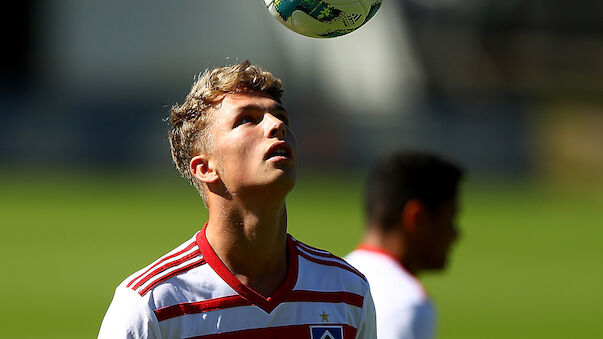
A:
216,92,284,116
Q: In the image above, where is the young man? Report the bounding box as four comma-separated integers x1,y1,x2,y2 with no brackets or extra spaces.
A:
98,61,376,339
345,152,463,339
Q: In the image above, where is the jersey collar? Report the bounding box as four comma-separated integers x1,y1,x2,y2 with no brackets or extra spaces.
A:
355,243,429,295
355,243,416,277
196,222,298,314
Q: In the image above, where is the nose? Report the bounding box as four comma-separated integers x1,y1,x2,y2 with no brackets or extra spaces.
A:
266,114,287,138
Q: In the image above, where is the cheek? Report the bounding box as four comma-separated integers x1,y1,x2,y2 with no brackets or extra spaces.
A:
219,130,257,161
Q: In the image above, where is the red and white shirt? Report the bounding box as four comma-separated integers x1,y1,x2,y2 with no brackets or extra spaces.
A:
98,224,376,339
345,246,435,339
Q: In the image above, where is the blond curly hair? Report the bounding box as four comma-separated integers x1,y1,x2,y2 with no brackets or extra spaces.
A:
168,61,283,206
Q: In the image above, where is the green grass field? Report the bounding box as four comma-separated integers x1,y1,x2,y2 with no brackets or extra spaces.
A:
1,171,602,338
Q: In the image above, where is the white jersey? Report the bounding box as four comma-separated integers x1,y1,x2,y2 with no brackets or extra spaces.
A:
99,224,376,339
345,246,434,339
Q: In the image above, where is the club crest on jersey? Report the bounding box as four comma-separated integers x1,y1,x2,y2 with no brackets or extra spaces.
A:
310,325,343,339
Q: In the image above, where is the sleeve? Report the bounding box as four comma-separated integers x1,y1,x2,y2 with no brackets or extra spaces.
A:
379,301,435,339
98,286,162,339
355,287,377,339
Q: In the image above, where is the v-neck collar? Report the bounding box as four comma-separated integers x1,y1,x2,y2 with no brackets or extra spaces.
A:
196,223,298,314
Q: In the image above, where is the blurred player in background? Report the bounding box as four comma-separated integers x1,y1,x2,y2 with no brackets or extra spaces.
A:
98,61,376,338
345,151,463,339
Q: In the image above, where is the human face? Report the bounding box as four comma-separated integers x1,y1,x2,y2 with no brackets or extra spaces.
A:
418,200,459,270
208,92,297,197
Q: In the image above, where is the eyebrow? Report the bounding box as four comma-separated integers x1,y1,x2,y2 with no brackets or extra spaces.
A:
235,103,288,115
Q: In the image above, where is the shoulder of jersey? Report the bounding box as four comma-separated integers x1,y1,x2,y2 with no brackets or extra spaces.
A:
292,236,368,287
120,235,206,296
347,249,429,303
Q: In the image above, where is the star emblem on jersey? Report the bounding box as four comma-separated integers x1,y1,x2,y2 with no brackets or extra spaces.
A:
310,325,343,339
319,310,329,322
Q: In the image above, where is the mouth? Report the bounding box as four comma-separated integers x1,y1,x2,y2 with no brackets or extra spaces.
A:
265,142,293,161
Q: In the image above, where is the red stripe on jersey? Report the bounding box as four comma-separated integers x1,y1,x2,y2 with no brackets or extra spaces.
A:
294,240,334,258
154,295,250,321
138,258,206,296
126,241,198,288
286,290,364,308
297,250,367,283
185,323,357,339
295,241,367,283
132,249,202,290
154,290,364,321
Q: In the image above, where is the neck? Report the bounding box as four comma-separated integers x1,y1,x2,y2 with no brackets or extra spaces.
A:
205,195,289,297
362,226,420,276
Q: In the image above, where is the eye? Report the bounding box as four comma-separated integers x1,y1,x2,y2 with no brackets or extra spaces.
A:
235,115,256,127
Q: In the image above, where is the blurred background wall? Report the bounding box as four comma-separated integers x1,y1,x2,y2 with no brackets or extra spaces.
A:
2,0,602,180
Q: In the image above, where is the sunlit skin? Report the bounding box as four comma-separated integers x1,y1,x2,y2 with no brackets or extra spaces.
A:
189,92,298,297
363,199,459,276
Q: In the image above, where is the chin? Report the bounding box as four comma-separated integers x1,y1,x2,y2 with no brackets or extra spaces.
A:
424,258,448,271
276,171,296,192
262,168,296,194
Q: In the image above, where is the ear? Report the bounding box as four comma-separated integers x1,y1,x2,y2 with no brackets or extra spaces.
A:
190,155,220,184
401,199,428,233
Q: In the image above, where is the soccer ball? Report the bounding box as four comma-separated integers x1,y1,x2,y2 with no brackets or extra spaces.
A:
264,0,384,38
